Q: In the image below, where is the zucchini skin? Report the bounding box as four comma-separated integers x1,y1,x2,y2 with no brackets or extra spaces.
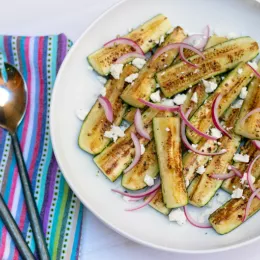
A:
209,179,260,235
88,14,172,76
153,117,188,208
120,26,186,108
156,37,259,98
187,62,255,144
121,141,159,190
235,64,260,140
123,107,139,123
78,65,138,155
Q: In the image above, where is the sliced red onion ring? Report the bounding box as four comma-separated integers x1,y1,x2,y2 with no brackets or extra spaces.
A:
115,52,146,64
247,154,260,199
111,180,161,198
252,140,260,150
179,105,217,140
228,165,243,178
98,96,113,123
243,188,260,222
247,63,260,78
125,190,158,212
134,109,150,140
181,109,227,156
151,42,205,63
240,108,260,125
210,172,235,180
104,37,144,55
124,132,141,173
138,98,179,112
183,206,212,229
212,94,232,139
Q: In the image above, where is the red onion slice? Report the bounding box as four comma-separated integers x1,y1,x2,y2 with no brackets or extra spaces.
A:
228,165,243,178
111,180,161,198
181,109,227,156
125,190,158,212
212,94,232,139
104,37,144,55
151,42,205,63
134,109,150,140
98,96,113,123
179,106,217,140
115,52,146,64
183,206,212,229
210,172,235,180
247,154,260,199
124,132,141,173
252,140,260,150
247,63,260,78
138,98,179,112
243,188,260,222
240,108,260,125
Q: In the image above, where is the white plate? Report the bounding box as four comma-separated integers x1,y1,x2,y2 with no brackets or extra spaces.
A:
50,0,260,253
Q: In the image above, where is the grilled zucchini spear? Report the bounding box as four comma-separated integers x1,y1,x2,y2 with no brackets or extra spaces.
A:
153,117,188,208
156,37,259,97
88,14,172,75
78,64,138,155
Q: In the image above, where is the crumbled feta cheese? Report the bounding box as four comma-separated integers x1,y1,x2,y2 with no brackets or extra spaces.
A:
194,69,200,74
196,165,206,175
140,144,145,155
155,39,159,44
251,175,256,184
144,174,154,186
161,71,165,76
227,32,238,39
240,173,255,185
237,68,243,75
104,125,125,142
150,90,161,103
192,144,198,149
166,28,174,35
97,76,107,84
110,64,124,79
159,35,165,45
165,127,170,132
185,179,190,187
169,209,186,225
87,65,93,71
221,76,225,80
248,61,258,71
231,99,243,109
173,94,187,105
239,87,248,99
156,83,160,89
75,108,89,121
233,153,250,163
202,79,218,93
164,54,168,57
161,98,174,106
132,58,146,69
231,188,244,199
191,92,198,103
125,73,139,83
100,87,107,97
210,128,222,139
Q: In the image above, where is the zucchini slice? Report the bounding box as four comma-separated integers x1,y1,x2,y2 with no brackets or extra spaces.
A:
189,133,241,207
123,107,139,123
209,179,260,235
187,62,255,144
120,26,186,108
88,14,172,75
121,141,159,190
153,117,188,208
235,64,260,140
145,188,170,215
156,37,259,97
94,109,171,182
78,64,138,155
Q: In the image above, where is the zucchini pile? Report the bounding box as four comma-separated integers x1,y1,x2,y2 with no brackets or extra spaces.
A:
78,14,260,235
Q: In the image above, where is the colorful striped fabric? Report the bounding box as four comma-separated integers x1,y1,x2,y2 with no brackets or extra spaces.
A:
0,34,83,260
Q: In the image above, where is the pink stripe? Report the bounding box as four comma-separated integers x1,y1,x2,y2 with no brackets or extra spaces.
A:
0,227,7,258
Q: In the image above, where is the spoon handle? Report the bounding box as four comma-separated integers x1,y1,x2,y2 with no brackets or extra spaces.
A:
11,132,50,260
0,194,35,260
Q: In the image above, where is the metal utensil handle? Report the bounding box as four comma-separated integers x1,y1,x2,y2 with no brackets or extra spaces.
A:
11,132,50,260
0,194,35,260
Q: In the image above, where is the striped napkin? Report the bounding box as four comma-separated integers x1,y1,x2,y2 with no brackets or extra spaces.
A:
0,34,83,260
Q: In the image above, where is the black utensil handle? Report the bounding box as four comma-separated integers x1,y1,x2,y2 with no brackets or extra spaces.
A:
0,194,35,260
11,132,50,260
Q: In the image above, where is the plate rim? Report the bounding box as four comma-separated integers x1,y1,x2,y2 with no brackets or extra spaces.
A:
50,0,260,254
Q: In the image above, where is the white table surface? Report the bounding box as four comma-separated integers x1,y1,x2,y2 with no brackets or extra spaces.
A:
1,0,259,259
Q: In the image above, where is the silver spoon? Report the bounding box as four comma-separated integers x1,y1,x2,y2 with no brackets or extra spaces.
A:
0,63,50,260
